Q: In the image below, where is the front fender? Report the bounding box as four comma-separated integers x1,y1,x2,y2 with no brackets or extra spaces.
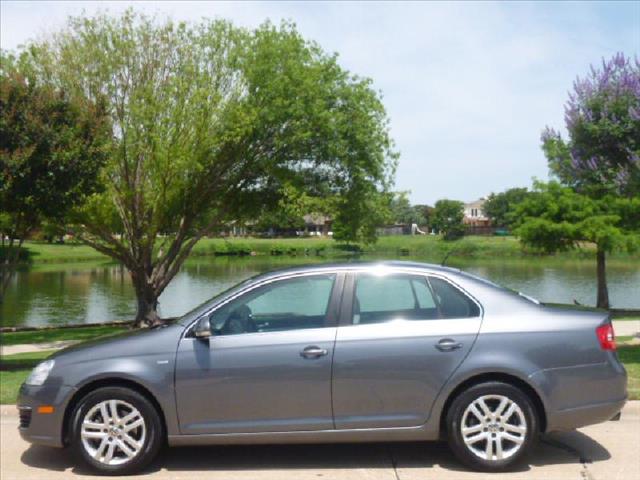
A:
55,352,180,437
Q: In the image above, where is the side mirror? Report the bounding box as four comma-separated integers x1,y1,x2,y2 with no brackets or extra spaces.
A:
194,316,212,339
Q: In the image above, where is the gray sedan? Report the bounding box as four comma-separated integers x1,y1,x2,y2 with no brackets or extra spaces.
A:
18,261,627,475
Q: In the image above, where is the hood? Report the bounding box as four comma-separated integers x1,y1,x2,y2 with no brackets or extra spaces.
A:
49,322,185,366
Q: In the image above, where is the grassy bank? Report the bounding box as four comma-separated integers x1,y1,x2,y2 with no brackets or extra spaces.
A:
0,350,54,404
618,346,640,400
12,242,110,264
1,344,638,404
13,235,639,266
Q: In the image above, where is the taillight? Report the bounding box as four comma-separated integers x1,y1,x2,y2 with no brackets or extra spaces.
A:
596,323,616,351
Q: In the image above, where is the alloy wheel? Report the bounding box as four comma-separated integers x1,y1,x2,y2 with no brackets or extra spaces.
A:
460,394,527,461
80,399,146,466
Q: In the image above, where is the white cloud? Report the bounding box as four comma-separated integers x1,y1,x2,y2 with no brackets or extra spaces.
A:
2,1,637,204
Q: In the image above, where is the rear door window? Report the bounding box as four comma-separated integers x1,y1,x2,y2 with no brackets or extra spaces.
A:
353,274,439,324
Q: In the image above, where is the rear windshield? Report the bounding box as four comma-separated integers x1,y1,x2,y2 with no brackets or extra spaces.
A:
455,270,540,304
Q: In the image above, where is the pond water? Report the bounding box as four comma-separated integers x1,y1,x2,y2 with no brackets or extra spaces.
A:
1,254,639,327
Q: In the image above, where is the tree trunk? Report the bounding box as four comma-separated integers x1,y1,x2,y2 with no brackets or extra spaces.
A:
131,272,161,327
1,237,25,303
596,247,610,310
80,215,207,329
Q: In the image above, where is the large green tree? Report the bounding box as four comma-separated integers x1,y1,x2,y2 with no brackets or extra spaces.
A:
431,199,465,240
16,12,396,325
389,192,429,225
0,62,110,300
512,181,639,308
253,183,315,234
483,187,529,228
331,190,392,244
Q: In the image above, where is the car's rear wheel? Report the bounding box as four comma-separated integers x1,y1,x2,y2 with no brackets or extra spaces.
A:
446,381,538,472
71,386,163,475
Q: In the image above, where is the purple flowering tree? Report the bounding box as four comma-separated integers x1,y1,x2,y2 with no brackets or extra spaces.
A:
541,53,640,196
515,54,640,309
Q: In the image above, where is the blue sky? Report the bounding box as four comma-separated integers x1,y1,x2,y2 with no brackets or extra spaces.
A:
2,1,638,205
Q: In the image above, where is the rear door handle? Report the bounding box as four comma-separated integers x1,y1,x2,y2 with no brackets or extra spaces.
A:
435,338,463,352
300,346,328,359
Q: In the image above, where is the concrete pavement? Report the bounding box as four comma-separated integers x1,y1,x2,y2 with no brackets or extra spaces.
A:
1,403,639,480
613,320,640,337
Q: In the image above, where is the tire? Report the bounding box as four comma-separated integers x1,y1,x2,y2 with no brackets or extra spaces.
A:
70,386,163,475
446,381,538,472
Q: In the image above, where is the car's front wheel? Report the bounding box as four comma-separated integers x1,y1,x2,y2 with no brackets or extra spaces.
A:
446,381,538,472
70,386,163,475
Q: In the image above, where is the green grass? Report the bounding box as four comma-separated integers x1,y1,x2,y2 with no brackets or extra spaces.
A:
12,236,639,267
1,345,638,405
0,350,54,368
0,325,128,346
0,371,28,404
11,241,110,264
613,314,640,320
618,345,640,401
0,350,55,404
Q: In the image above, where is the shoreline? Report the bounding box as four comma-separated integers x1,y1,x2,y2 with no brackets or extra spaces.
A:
7,236,640,267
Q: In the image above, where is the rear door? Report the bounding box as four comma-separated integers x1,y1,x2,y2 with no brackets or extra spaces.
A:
331,270,482,429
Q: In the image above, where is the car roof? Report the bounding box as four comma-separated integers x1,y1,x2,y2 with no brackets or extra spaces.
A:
255,260,462,280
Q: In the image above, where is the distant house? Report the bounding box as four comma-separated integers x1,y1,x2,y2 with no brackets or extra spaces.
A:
463,198,491,226
303,214,332,236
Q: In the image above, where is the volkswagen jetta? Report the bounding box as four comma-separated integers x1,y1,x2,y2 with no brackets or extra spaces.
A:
18,262,627,474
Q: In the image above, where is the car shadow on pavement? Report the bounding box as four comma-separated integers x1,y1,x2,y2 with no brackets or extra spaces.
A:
20,431,610,476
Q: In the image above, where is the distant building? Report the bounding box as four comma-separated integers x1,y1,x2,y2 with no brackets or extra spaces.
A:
303,214,332,236
463,198,491,226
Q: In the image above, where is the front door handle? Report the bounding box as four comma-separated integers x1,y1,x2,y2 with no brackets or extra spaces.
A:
435,338,463,352
300,346,328,359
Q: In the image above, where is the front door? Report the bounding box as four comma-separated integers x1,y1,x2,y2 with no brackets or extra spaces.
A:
175,272,342,434
332,271,482,429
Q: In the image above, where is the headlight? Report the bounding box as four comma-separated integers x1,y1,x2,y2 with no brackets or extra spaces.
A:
25,360,55,386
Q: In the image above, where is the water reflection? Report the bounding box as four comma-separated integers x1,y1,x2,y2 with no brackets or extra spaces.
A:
1,255,638,327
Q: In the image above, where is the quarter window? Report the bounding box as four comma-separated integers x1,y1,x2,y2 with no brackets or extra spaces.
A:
209,274,336,335
428,276,480,318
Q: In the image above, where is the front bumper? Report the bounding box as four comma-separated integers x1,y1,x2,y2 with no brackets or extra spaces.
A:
17,382,76,448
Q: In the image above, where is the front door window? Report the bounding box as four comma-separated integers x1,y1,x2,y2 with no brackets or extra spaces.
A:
209,274,336,335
